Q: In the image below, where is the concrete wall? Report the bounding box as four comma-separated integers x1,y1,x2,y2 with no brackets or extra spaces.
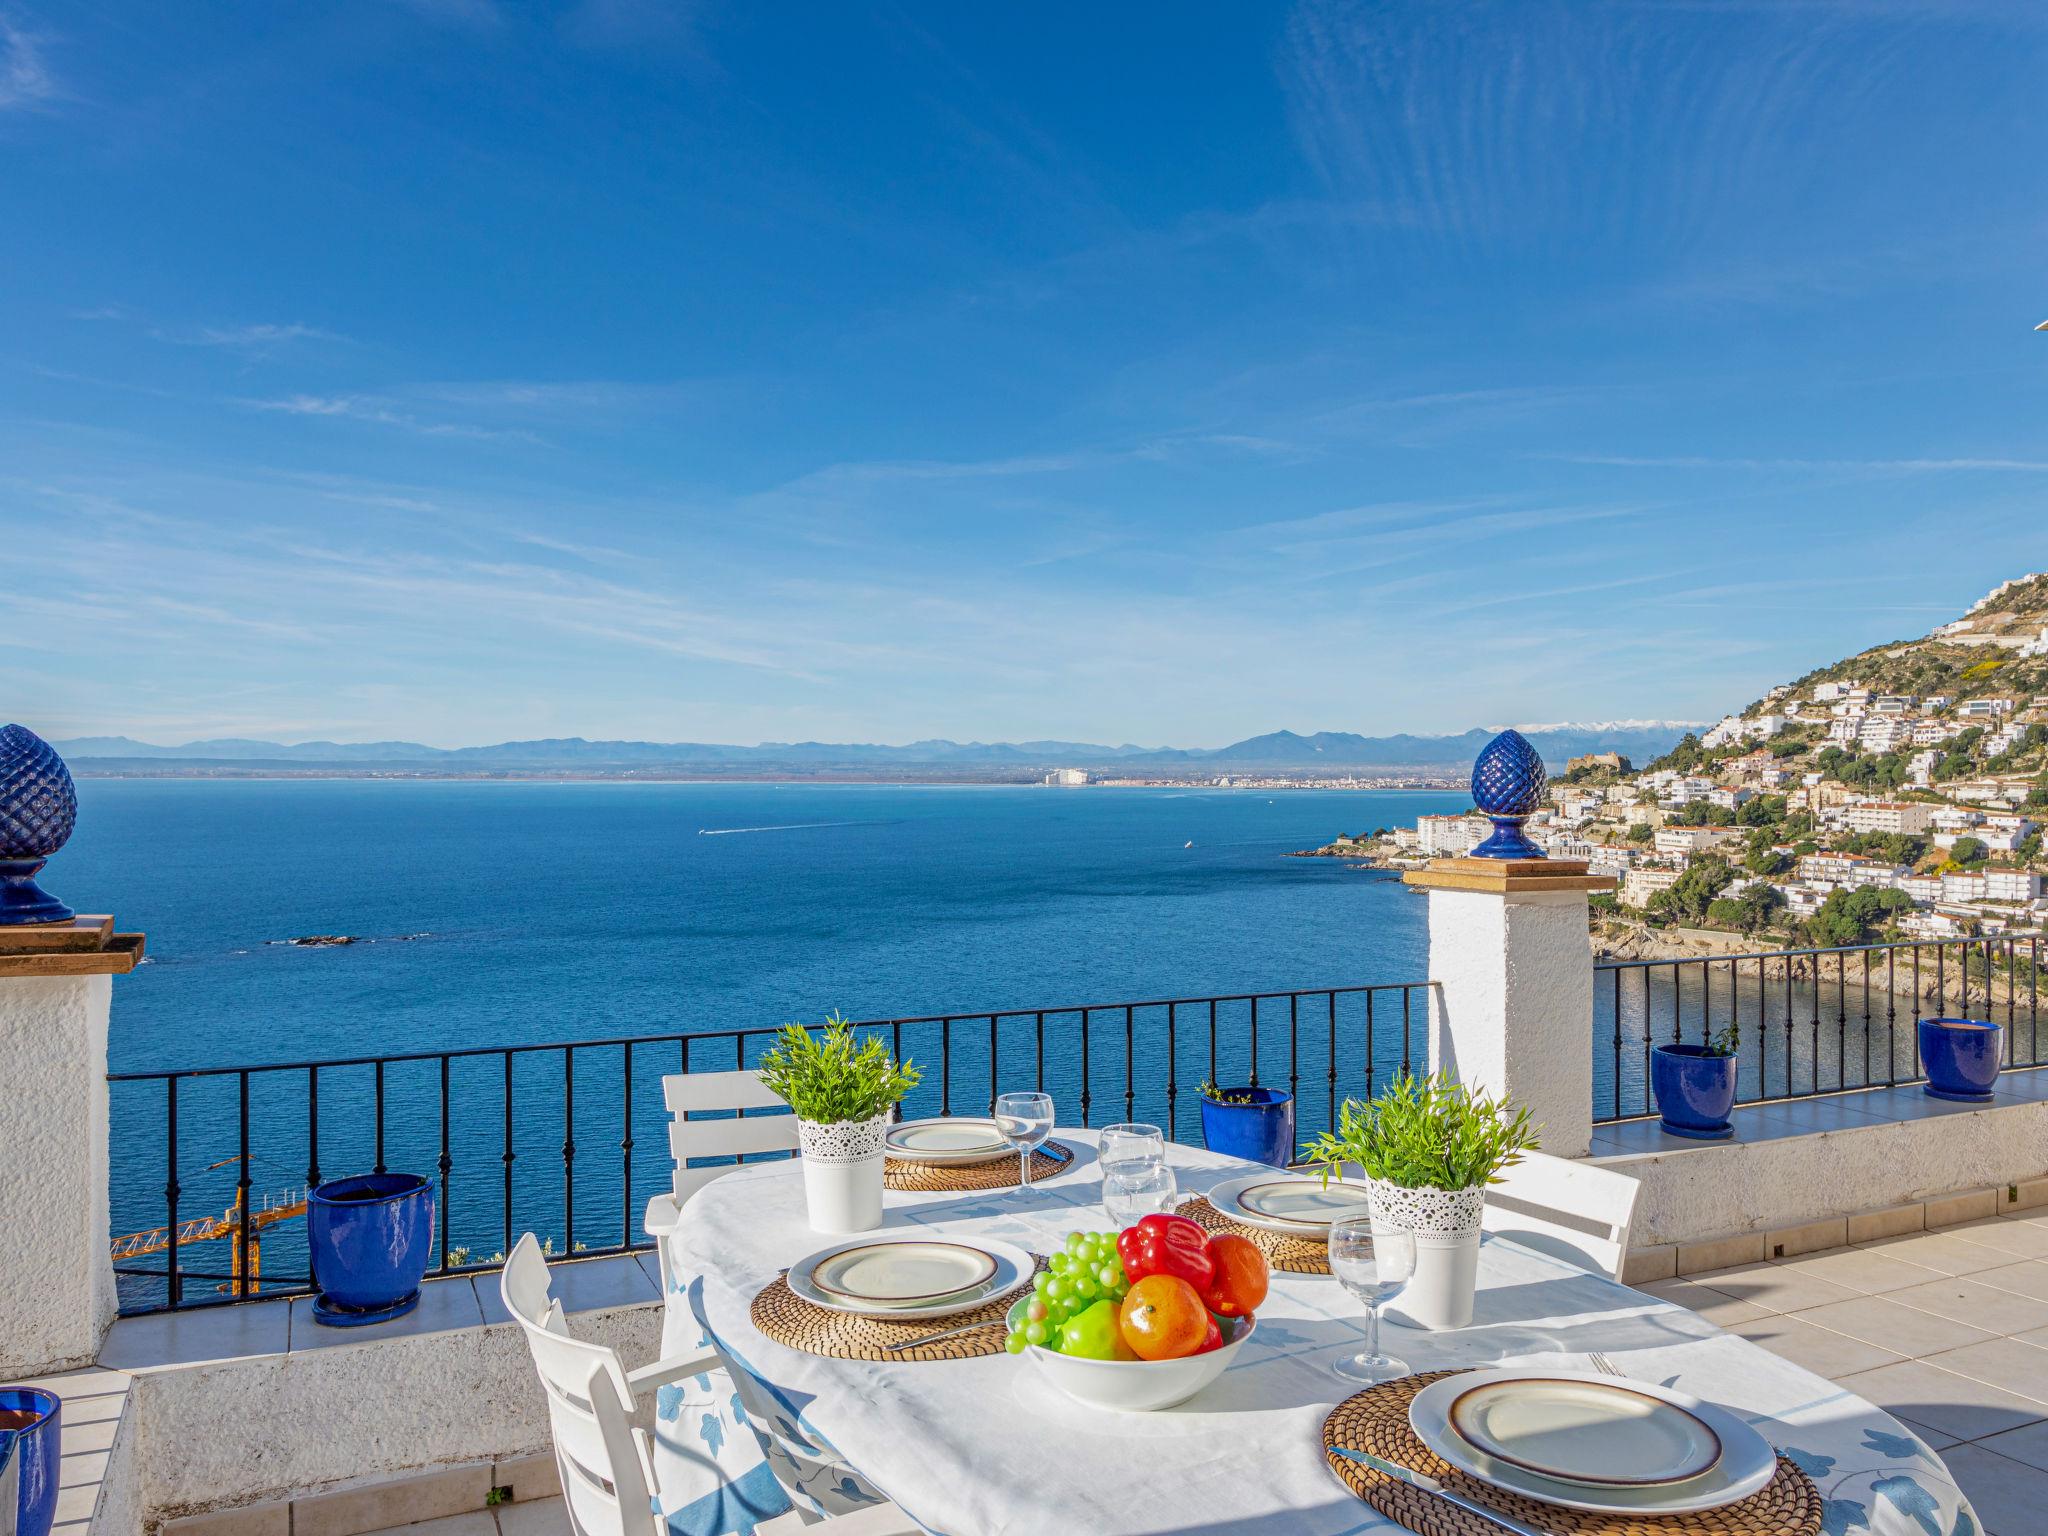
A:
1606,1099,2048,1250
122,1302,658,1528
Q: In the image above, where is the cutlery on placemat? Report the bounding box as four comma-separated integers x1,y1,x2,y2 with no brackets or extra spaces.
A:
881,1316,1002,1353
1328,1447,1551,1536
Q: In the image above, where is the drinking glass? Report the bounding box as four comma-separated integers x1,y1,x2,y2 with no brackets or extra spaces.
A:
1104,1161,1178,1224
1328,1214,1412,1385
1100,1122,1172,1222
993,1092,1055,1194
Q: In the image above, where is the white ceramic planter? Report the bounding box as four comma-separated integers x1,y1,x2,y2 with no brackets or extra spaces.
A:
1367,1178,1485,1332
797,1112,889,1234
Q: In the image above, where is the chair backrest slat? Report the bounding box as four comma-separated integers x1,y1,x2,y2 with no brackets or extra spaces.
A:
1480,1150,1641,1282
659,1069,800,1203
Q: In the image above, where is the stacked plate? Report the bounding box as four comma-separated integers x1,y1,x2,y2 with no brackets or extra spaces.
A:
1407,1369,1780,1515
885,1117,1013,1166
786,1236,1033,1320
1207,1172,1373,1236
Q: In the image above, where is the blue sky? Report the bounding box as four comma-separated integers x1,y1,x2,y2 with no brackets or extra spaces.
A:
4,1,2046,749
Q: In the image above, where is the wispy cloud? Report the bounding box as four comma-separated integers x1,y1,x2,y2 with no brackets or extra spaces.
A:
240,394,534,442
0,15,57,113
155,321,344,349
1543,452,2048,473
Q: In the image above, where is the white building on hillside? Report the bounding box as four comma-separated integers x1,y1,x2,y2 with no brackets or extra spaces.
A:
1842,801,1933,836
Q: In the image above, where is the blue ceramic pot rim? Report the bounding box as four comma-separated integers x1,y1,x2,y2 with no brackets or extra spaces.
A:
1654,1043,1734,1061
0,1387,58,1428
1922,1017,2000,1031
308,1172,432,1208
1202,1086,1292,1106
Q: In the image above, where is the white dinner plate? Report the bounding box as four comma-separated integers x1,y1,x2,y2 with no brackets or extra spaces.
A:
808,1240,999,1307
884,1117,1013,1165
1208,1173,1371,1234
1409,1370,1778,1516
786,1236,1034,1321
1447,1375,1720,1486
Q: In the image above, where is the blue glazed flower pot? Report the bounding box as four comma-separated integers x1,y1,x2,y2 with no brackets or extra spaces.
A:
1651,1044,1737,1140
1919,1017,2001,1103
1198,1088,1296,1167
0,1387,61,1536
307,1172,435,1325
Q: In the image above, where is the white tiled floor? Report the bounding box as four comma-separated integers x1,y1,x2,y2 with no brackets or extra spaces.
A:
1647,1202,2048,1536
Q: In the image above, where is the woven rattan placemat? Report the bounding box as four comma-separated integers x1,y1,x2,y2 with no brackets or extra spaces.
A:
1321,1370,1821,1536
1176,1195,1333,1274
883,1140,1072,1192
751,1256,1047,1362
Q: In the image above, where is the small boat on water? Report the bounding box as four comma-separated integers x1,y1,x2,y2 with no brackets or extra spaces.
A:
1184,840,1194,848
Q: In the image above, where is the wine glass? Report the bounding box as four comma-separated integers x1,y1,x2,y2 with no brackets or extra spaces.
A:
1100,1122,1165,1180
993,1092,1055,1194
1329,1214,1413,1385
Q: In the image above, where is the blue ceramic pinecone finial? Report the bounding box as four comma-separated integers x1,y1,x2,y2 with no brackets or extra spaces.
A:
0,724,78,923
1468,728,1546,860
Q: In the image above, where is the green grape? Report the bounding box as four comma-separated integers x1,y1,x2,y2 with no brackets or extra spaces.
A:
1023,1319,1049,1346
1071,1274,1098,1302
1065,1231,1089,1255
1032,1271,1053,1295
1043,1276,1066,1303
1046,1254,1070,1276
1005,1328,1027,1354
1026,1299,1049,1323
1096,1264,1119,1289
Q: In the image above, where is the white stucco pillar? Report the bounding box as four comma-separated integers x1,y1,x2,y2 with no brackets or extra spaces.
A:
1403,859,1611,1159
0,918,144,1375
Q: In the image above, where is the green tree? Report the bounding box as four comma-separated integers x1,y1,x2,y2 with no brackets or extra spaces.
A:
1648,857,1736,925
1949,836,1988,868
1736,794,1788,828
1627,823,1654,844
1745,844,1790,876
1804,887,1913,947
1708,883,1785,935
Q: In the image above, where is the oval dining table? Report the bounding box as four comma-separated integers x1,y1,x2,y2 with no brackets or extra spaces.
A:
658,1128,1977,1536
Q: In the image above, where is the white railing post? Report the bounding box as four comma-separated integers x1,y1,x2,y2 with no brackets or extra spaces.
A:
1404,859,1610,1158
0,919,145,1375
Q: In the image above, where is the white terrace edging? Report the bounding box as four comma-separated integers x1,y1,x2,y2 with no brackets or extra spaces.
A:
1598,1089,2048,1278
91,1255,661,1534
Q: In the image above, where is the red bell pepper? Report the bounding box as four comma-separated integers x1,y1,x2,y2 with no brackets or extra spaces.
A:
1116,1212,1216,1292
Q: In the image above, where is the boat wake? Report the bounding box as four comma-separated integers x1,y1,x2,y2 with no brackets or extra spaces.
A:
697,820,891,836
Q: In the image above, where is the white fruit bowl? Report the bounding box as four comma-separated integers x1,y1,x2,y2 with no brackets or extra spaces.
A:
1027,1315,1256,1412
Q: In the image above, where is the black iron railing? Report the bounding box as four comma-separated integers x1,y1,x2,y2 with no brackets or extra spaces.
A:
106,979,1434,1315
1593,935,2044,1123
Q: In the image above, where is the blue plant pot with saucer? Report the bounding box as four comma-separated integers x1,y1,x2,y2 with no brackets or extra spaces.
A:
1651,1044,1737,1140
307,1172,436,1326
1198,1088,1296,1167
0,1387,61,1536
1918,1017,2001,1103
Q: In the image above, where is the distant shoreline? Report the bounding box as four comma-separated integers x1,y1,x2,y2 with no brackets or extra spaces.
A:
69,768,1468,789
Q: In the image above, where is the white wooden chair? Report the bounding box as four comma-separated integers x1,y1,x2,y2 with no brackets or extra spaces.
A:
576,1360,921,1536
502,1234,918,1535
1480,1150,1642,1282
642,1068,798,1292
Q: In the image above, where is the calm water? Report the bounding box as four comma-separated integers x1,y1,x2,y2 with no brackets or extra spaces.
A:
69,780,1463,1302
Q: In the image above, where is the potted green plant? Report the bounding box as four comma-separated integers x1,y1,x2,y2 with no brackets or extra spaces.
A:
758,1014,921,1233
1301,1072,1537,1330
1651,1020,1739,1139
1196,1080,1296,1167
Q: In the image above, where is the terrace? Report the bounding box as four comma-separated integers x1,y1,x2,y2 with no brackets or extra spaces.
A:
5,800,2045,1534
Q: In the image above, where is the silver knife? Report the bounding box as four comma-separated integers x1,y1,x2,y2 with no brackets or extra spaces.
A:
1328,1447,1551,1536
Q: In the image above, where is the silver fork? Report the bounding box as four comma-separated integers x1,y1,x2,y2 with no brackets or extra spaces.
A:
1588,1351,1624,1377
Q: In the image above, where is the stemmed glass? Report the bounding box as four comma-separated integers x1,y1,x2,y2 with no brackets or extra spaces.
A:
1100,1123,1175,1223
1328,1214,1413,1385
993,1092,1055,1194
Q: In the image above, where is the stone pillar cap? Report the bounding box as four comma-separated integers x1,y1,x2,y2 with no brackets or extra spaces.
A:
1403,858,1616,895
0,916,145,976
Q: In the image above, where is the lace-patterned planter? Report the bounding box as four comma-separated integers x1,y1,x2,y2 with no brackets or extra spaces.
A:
797,1112,890,1233
1368,1178,1485,1331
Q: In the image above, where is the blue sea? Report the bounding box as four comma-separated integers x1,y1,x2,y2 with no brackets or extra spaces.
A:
70,779,1466,1301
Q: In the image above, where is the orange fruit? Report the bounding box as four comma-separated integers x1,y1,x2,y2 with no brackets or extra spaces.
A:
1118,1273,1209,1360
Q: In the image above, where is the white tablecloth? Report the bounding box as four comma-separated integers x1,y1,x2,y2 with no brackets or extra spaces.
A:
661,1131,1977,1536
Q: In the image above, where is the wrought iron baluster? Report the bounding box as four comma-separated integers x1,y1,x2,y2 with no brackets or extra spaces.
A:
165,1077,182,1309
563,1046,576,1253
1124,1005,1135,1123
1035,1011,1045,1095
1325,993,1337,1136
438,1056,452,1271
940,1018,952,1117
989,1015,999,1116
1249,995,1260,1088
236,1071,252,1301
373,1059,387,1174
501,1051,515,1261
1079,1008,1092,1126
1287,993,1299,1109
1166,1003,1179,1139
621,1044,635,1255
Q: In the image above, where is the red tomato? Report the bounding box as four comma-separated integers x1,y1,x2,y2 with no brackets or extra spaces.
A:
1118,1274,1210,1361
1193,1312,1224,1354
1201,1234,1269,1318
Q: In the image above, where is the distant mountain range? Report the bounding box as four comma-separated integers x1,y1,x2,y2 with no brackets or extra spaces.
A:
52,722,1704,776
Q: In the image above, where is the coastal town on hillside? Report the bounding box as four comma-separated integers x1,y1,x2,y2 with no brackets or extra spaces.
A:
1322,573,2048,951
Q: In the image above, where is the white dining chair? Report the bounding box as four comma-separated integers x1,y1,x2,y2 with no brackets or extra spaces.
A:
576,1359,922,1536
503,1233,917,1535
642,1068,799,1293
1479,1150,1642,1282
